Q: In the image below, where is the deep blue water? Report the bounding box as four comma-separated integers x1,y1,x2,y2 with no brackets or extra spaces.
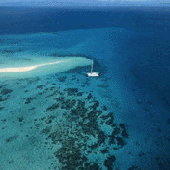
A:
1,6,170,35
0,6,170,170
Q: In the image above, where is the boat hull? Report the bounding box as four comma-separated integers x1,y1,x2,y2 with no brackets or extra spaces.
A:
87,72,99,77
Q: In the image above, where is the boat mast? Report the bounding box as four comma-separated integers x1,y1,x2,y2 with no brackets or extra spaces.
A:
91,60,93,73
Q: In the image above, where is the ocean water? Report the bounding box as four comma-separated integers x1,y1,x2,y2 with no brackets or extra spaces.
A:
0,6,170,170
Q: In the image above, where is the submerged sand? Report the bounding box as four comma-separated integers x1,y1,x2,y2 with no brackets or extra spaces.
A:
0,56,91,79
0,61,66,72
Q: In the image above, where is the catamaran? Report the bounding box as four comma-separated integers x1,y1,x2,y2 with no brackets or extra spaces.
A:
87,60,99,77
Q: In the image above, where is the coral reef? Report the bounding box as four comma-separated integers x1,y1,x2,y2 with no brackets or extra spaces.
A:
0,76,128,170
38,86,128,169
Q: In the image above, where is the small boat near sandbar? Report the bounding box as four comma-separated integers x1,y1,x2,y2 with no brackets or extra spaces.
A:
87,60,99,77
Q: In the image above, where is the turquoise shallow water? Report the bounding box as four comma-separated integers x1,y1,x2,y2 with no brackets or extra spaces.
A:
0,6,170,170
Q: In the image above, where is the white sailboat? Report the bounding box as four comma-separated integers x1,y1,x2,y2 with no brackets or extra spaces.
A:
87,60,99,77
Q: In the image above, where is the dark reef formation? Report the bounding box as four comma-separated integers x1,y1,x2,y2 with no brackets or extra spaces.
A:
38,86,128,169
0,87,13,107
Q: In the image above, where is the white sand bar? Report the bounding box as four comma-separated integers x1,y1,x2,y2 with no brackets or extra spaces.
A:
0,60,66,72
0,56,91,79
